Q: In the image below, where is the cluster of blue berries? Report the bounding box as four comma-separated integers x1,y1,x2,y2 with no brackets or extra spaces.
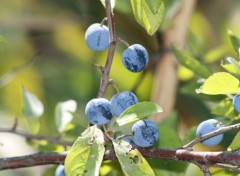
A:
85,91,159,148
84,22,157,148
85,23,149,72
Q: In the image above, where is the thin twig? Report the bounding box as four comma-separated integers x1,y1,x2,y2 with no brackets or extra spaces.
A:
0,127,72,147
97,0,117,98
116,38,129,47
213,163,240,172
108,79,120,93
197,164,211,176
183,122,240,149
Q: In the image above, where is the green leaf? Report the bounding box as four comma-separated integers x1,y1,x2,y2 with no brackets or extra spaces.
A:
115,102,162,126
22,86,44,134
0,35,6,44
221,57,240,74
211,98,240,120
145,0,162,14
172,46,212,78
100,0,115,9
113,139,155,176
227,131,240,151
55,100,77,132
228,29,240,53
65,126,105,176
130,0,165,35
22,86,44,118
156,113,182,148
197,72,240,95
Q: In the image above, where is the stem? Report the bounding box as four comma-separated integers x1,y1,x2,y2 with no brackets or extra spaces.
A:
97,0,117,98
0,127,72,147
183,122,240,149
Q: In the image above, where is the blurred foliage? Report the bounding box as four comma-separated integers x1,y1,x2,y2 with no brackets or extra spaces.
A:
0,0,240,175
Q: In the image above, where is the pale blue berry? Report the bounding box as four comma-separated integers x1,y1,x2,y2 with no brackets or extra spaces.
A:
85,98,113,125
110,91,138,117
196,119,223,146
132,120,159,147
233,94,240,113
85,23,110,51
55,165,65,176
122,44,149,72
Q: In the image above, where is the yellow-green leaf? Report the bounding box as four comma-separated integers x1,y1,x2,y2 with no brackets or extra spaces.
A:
228,29,240,53
197,72,240,95
65,126,105,176
211,98,240,120
113,139,155,176
221,57,240,74
130,0,165,35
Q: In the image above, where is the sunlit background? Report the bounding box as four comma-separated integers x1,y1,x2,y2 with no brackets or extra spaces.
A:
0,0,240,175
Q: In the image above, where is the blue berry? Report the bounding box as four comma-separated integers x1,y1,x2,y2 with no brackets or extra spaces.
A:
122,44,149,72
110,91,138,117
122,136,133,144
196,119,223,146
85,23,110,51
233,94,240,113
132,120,159,148
85,98,113,125
55,165,65,176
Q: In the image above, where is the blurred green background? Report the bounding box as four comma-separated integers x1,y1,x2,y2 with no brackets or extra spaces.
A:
0,0,240,175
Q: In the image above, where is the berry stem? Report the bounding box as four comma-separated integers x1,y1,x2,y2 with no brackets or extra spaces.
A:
117,38,130,48
182,122,240,149
100,17,108,26
108,79,120,93
97,0,117,98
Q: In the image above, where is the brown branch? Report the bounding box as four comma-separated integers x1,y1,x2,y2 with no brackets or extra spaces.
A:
2,148,240,171
0,152,67,170
97,0,117,98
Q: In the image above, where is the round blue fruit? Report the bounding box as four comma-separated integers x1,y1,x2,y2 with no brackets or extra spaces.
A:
122,44,149,72
85,98,113,125
55,165,65,176
196,119,223,146
85,23,110,51
233,94,240,113
110,91,138,117
132,120,159,148
122,136,134,144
